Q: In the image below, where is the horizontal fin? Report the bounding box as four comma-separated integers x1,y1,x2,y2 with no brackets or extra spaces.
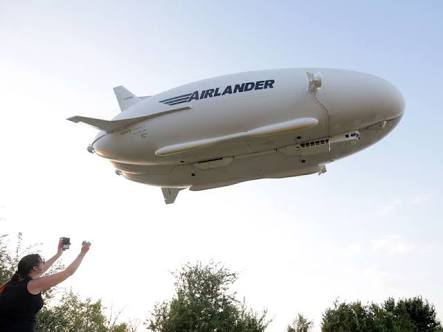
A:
67,115,144,132
68,106,191,133
155,117,318,156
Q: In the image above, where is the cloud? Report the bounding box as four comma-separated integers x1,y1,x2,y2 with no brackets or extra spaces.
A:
370,235,413,256
376,192,433,217
410,193,432,205
376,199,402,217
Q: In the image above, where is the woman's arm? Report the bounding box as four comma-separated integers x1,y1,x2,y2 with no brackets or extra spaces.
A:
39,239,64,276
28,241,91,295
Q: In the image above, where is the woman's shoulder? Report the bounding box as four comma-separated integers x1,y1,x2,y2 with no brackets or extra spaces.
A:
26,277,44,296
0,278,27,295
8,277,39,295
6,277,28,287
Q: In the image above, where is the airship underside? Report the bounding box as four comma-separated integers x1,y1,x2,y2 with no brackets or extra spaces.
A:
69,68,404,204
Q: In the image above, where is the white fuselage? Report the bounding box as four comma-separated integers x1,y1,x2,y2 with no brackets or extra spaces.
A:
90,68,404,191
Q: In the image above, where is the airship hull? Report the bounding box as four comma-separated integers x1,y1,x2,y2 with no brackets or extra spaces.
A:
68,68,404,203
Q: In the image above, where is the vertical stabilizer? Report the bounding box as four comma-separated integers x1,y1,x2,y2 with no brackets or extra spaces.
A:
161,188,183,204
113,86,140,111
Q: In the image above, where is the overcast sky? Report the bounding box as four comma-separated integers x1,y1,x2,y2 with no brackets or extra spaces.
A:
1,1,442,331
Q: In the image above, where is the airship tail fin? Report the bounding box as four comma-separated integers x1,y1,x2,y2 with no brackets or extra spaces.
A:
161,187,183,204
113,86,140,111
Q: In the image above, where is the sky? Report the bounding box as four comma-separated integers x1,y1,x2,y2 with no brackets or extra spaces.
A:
0,1,442,330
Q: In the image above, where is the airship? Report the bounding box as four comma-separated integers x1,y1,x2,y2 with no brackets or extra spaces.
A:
68,68,404,204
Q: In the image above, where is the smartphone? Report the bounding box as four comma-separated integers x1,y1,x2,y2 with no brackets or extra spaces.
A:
61,237,71,250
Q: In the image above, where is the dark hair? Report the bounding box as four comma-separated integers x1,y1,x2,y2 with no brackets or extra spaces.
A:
10,254,43,283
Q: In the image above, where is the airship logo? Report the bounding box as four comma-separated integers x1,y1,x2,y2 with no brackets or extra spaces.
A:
159,79,275,106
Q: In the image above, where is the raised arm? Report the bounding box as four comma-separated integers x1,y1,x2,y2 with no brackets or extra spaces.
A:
39,239,64,276
28,241,91,295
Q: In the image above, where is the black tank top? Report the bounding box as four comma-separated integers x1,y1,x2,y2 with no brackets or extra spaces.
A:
0,276,44,332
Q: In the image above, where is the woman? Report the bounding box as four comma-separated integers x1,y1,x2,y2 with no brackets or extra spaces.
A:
0,239,91,332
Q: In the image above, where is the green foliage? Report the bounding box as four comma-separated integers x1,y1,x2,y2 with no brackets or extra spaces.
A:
321,298,443,332
0,233,28,284
322,300,378,332
288,313,313,332
36,290,106,332
36,290,130,332
384,297,443,332
146,262,269,332
0,234,10,284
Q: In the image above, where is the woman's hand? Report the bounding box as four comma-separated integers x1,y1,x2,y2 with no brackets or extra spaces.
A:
80,241,91,256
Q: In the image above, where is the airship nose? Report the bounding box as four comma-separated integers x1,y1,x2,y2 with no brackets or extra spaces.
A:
91,131,136,162
91,132,110,157
316,70,405,134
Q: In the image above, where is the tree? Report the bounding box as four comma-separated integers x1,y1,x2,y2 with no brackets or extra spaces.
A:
0,233,37,283
321,298,443,332
321,300,378,332
146,262,269,332
383,297,443,332
287,313,313,332
0,234,10,283
36,290,132,332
